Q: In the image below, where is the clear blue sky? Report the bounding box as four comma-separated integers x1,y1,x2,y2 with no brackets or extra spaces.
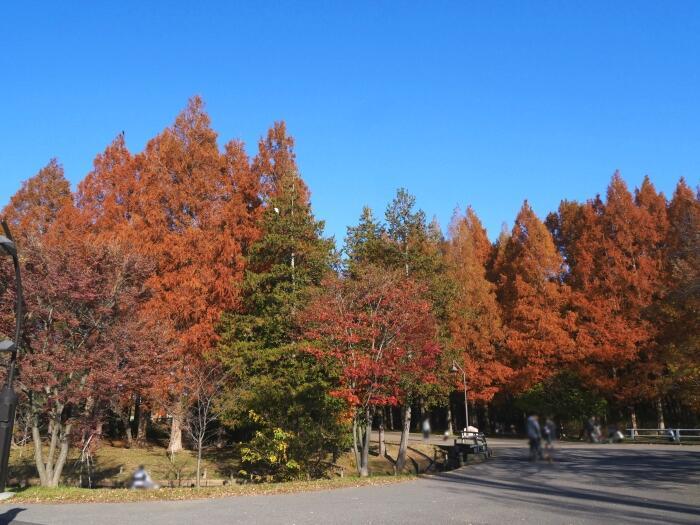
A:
1,1,698,242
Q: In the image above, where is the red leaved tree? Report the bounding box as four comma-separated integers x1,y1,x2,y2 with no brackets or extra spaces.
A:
302,267,440,476
2,162,150,485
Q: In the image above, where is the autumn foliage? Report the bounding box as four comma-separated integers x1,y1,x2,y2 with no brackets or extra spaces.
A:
1,96,698,484
302,267,439,476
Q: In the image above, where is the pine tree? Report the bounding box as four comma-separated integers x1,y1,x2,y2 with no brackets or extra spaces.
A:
344,206,388,275
217,123,346,473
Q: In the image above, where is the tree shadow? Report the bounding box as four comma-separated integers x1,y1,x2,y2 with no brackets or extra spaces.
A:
430,447,700,524
0,507,30,525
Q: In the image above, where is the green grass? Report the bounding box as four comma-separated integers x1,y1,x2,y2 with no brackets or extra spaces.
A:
9,441,234,487
8,474,416,503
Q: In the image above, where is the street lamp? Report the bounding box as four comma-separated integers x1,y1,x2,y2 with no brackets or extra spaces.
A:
450,361,469,432
0,221,23,494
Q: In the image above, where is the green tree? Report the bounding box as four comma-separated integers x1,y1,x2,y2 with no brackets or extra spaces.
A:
218,123,348,475
515,373,608,429
344,206,388,276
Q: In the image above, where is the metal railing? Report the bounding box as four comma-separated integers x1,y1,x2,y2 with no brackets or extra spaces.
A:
626,428,700,443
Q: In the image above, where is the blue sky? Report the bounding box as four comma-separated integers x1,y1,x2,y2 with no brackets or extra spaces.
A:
1,1,698,242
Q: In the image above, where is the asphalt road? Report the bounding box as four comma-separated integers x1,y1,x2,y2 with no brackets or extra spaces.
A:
1,443,698,525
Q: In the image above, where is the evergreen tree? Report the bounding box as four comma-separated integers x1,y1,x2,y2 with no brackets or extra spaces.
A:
218,123,347,475
344,206,388,275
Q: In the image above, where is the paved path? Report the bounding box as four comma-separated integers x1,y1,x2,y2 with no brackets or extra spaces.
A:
1,443,698,524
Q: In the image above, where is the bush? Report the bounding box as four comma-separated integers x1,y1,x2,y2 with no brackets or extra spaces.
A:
238,412,301,482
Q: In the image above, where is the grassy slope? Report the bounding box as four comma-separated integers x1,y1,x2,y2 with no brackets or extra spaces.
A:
9,441,233,486
7,440,437,502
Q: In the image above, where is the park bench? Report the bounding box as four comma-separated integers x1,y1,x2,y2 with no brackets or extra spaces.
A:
437,431,492,469
456,430,491,457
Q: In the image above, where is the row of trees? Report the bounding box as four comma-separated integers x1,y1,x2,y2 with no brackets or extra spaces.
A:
0,97,697,484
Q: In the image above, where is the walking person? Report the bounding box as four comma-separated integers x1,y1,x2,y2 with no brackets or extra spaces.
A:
543,417,556,462
526,414,543,461
422,417,431,442
591,417,602,443
583,416,595,442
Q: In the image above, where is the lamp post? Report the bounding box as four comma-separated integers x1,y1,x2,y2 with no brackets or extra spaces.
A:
0,221,23,494
450,361,469,432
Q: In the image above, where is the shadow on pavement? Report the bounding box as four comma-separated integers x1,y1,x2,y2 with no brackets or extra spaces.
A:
430,447,700,525
0,507,45,525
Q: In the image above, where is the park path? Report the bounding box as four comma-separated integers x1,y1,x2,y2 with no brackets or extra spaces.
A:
1,443,698,524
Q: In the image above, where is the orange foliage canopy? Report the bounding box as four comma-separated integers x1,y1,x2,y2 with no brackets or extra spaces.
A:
497,201,575,392
3,159,72,240
549,173,668,402
446,207,511,401
79,98,262,367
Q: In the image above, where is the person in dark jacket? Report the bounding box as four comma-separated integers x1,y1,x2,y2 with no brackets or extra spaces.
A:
526,414,544,461
543,417,557,461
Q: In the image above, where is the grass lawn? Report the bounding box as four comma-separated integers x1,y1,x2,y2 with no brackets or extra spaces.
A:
6,439,437,502
9,441,234,487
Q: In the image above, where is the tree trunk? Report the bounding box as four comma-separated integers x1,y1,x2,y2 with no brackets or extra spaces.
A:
395,404,411,473
51,423,71,487
45,417,59,483
168,400,184,454
378,411,386,457
387,406,394,431
125,424,133,448
32,413,49,487
136,405,149,446
352,416,361,476
655,398,665,430
32,407,72,488
447,403,454,435
483,403,491,433
359,408,371,477
215,426,225,449
630,406,638,438
124,402,134,447
196,439,203,488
